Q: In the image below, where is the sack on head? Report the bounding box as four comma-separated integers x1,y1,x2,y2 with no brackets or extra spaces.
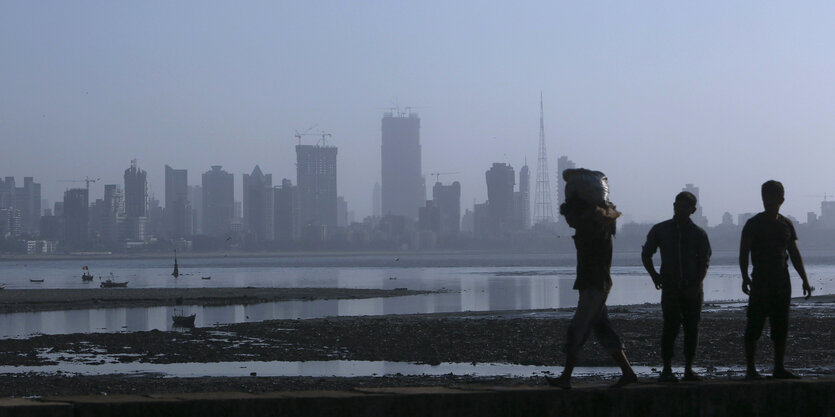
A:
563,168,610,207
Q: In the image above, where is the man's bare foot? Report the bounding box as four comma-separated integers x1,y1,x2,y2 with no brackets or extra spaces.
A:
682,370,701,382
610,373,638,388
772,369,800,379
744,371,765,381
658,369,678,383
545,375,571,390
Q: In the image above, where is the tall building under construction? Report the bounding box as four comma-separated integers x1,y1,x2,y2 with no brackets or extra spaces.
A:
381,110,423,220
296,144,338,229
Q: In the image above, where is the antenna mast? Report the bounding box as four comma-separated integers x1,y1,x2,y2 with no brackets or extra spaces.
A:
533,92,555,224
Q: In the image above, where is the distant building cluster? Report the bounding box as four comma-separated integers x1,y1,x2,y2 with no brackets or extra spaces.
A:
5,104,835,254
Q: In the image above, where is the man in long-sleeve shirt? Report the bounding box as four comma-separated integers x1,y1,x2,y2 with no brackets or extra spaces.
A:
642,191,711,382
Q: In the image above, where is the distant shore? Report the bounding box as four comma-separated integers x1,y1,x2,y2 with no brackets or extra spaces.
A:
0,287,433,314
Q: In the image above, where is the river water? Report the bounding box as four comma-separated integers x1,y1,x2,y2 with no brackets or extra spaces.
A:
0,252,832,338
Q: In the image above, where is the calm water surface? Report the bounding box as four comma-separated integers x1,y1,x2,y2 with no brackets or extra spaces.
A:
0,255,831,338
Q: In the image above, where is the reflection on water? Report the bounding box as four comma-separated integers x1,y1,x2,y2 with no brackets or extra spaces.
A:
0,263,831,338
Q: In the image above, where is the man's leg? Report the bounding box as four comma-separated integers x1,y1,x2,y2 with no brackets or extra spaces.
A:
770,293,797,379
547,290,598,389
681,289,703,381
744,295,767,380
592,301,637,387
660,290,681,382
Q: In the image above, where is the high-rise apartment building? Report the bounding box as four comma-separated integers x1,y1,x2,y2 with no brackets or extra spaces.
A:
432,181,461,236
101,184,124,243
485,163,516,234
202,166,234,236
274,179,298,243
63,188,88,248
0,177,41,235
381,110,422,219
515,164,530,229
296,145,338,229
682,184,709,228
243,165,274,241
123,160,149,241
164,165,190,238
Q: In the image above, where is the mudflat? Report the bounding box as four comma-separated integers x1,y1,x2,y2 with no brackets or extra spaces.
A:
0,287,430,313
0,296,831,397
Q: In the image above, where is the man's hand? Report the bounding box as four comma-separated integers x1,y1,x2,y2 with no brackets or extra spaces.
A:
742,278,751,295
651,273,662,290
803,281,814,300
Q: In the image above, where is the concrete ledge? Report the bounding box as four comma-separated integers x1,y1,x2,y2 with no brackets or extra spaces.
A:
11,378,834,417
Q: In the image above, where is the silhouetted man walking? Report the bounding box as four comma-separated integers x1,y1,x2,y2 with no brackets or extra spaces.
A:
740,180,813,380
546,197,637,389
642,192,711,382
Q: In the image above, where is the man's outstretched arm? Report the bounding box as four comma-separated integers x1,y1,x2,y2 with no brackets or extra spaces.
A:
788,241,813,299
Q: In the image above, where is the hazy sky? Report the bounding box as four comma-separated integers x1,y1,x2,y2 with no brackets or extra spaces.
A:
3,1,835,225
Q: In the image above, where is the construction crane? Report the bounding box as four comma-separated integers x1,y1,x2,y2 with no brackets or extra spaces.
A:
58,176,100,195
428,172,460,184
294,126,333,147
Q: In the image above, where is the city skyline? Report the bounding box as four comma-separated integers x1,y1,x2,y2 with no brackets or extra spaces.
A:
3,2,835,225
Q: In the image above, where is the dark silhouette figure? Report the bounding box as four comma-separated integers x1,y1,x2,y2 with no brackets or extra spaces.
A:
642,192,711,382
740,180,813,380
546,197,637,389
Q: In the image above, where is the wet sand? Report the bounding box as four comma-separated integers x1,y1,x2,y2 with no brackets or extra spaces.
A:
0,295,831,397
0,287,431,313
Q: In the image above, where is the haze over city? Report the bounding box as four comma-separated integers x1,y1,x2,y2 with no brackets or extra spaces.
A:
3,1,835,224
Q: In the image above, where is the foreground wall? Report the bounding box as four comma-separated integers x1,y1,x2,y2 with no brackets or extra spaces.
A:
1,378,832,417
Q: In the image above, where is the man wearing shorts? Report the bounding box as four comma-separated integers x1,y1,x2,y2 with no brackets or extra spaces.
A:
740,180,813,380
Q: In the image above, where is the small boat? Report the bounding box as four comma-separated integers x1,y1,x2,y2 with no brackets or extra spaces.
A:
172,250,180,278
0,284,6,290
29,279,44,283
82,266,94,282
100,274,128,288
172,309,196,327
201,276,211,280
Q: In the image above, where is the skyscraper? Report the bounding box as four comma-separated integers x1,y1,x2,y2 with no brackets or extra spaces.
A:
381,110,422,219
202,166,234,236
124,160,148,241
432,181,461,236
63,188,88,248
0,177,41,235
102,184,124,243
164,165,190,238
337,196,348,228
274,179,298,243
516,164,530,229
486,163,516,234
296,144,338,229
243,165,274,241
682,183,709,228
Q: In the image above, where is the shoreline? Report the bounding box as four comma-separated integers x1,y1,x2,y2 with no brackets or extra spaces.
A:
0,299,831,396
0,287,433,314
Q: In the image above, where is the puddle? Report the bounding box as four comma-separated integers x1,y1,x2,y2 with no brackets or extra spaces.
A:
0,359,756,379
